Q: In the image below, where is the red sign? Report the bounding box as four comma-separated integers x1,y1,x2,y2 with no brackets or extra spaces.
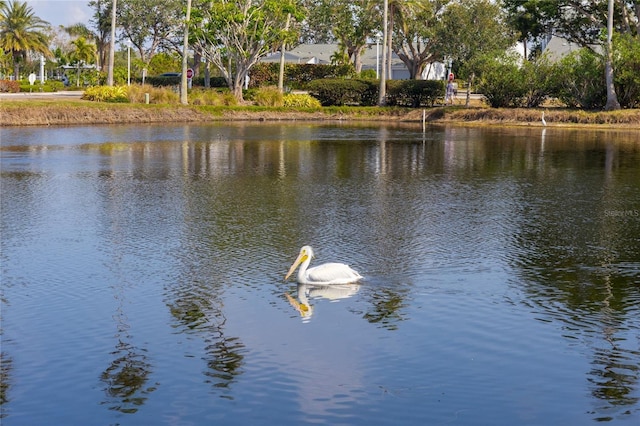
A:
186,68,194,79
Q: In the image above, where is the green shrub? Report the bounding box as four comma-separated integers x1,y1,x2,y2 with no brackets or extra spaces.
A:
520,55,555,108
551,48,606,109
613,34,640,109
359,69,377,79
17,79,65,93
476,52,528,108
283,93,322,108
249,63,356,89
191,76,227,88
145,75,181,87
385,80,444,107
82,85,129,102
305,78,374,106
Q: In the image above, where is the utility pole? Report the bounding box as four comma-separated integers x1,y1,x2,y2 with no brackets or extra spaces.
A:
107,0,117,86
378,0,388,106
180,0,193,105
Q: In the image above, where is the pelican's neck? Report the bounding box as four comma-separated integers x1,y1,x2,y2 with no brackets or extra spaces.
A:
297,256,312,284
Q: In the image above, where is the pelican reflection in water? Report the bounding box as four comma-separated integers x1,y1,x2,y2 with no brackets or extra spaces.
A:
286,283,361,319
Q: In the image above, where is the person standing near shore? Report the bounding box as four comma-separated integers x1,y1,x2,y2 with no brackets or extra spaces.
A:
445,73,455,105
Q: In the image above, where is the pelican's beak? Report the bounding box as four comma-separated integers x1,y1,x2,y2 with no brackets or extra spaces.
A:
284,252,307,281
285,293,310,316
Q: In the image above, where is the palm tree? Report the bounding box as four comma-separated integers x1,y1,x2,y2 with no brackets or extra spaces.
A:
70,36,97,86
0,0,50,79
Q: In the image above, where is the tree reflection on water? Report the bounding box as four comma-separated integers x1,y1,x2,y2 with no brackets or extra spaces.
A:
100,340,154,413
100,289,154,414
506,135,640,421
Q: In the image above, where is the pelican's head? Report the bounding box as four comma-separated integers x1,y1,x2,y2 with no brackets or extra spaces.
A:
284,245,314,281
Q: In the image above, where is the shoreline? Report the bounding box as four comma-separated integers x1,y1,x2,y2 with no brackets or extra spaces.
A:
2,96,640,129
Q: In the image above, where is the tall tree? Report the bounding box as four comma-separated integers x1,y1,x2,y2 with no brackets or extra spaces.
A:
0,0,50,79
117,0,183,64
502,0,639,110
438,0,515,106
86,0,114,71
70,36,97,86
303,0,379,73
192,0,303,102
391,0,447,79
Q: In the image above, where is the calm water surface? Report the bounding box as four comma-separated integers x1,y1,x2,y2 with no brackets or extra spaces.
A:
1,122,639,425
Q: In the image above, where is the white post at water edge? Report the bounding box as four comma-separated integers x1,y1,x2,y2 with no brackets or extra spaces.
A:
40,55,45,84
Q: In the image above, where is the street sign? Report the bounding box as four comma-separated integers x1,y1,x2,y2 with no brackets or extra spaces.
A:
186,68,194,79
28,73,36,85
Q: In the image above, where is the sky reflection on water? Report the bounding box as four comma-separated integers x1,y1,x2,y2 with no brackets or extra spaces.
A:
1,122,639,425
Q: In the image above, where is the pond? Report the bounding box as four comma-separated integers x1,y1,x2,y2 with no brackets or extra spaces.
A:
1,122,639,425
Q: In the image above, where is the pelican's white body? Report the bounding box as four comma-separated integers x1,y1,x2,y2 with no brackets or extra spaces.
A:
285,246,362,285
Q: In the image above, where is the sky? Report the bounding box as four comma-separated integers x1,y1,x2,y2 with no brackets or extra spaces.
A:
26,0,93,28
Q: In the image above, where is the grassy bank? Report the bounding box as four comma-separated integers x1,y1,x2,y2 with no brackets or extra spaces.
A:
2,98,640,128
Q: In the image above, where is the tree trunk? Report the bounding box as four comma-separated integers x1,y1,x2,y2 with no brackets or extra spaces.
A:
465,72,475,108
604,0,620,110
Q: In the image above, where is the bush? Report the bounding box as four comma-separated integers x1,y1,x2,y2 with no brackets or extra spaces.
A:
249,63,356,89
253,86,284,107
520,56,555,108
192,76,228,88
189,88,237,106
305,78,373,106
614,34,640,109
551,48,606,110
126,84,180,104
477,53,528,108
0,80,20,93
145,75,181,87
283,93,322,108
82,85,129,102
385,80,444,107
16,79,65,93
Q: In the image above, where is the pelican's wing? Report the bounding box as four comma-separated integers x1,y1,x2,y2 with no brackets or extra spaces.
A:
306,262,362,285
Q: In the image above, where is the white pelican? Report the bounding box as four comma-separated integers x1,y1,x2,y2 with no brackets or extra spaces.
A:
284,245,363,285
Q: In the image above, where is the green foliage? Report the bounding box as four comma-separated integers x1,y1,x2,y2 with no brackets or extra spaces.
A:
249,62,356,89
306,78,376,106
189,76,228,88
0,0,50,78
359,69,377,79
283,93,322,108
613,34,640,109
82,85,129,103
0,79,20,92
146,75,181,87
192,0,304,101
476,52,528,108
519,55,556,108
17,79,64,93
385,80,445,107
253,86,284,107
146,52,182,76
552,48,606,110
